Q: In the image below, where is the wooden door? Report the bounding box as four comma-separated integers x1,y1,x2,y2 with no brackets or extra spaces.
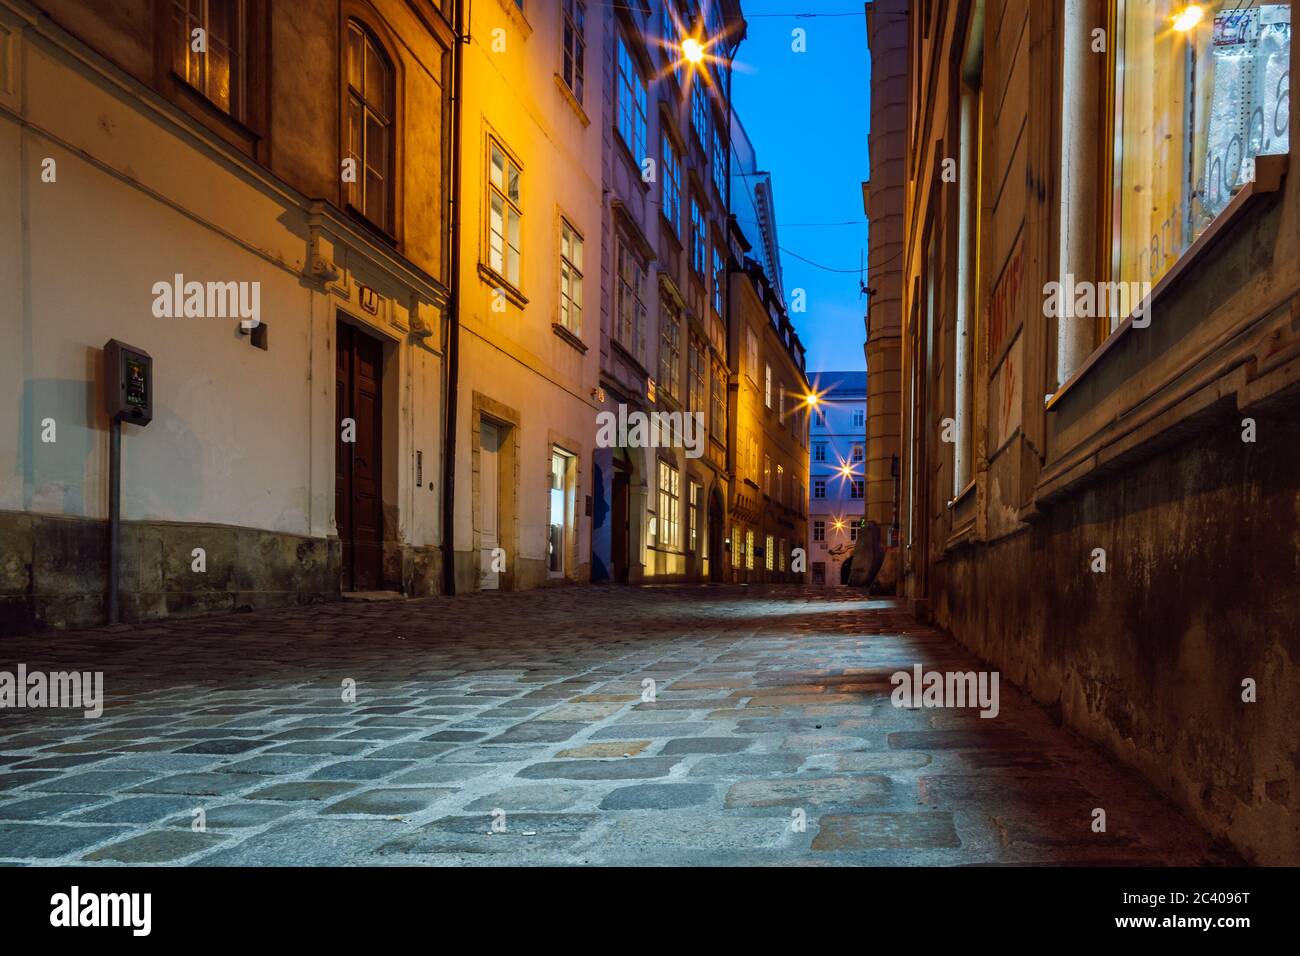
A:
335,320,384,591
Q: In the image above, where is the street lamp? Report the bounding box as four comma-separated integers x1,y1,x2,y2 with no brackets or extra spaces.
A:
682,37,705,64
1172,4,1203,32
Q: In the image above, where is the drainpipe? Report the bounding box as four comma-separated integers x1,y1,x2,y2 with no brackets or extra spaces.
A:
442,0,467,596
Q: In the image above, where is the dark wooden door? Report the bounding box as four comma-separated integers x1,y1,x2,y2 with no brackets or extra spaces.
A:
336,319,384,591
708,494,724,582
611,463,629,584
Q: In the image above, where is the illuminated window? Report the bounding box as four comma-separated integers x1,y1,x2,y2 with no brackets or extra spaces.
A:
764,364,772,407
1113,2,1291,316
345,20,394,230
745,528,755,570
732,525,742,567
656,459,681,549
173,0,247,119
688,480,701,552
764,534,775,571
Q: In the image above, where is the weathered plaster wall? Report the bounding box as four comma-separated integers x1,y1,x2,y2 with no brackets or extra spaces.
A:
931,411,1300,865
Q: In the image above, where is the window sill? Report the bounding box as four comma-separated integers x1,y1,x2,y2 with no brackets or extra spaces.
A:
477,263,528,307
345,204,399,249
553,74,590,127
1046,155,1288,413
552,322,588,353
493,0,532,38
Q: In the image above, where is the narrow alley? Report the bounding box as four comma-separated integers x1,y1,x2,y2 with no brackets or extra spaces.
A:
0,586,1230,866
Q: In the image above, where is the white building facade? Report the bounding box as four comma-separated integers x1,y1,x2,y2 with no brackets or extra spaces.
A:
807,372,867,585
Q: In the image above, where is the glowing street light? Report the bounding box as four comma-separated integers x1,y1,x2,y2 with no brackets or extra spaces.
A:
838,462,854,479
682,37,705,64
1172,4,1203,32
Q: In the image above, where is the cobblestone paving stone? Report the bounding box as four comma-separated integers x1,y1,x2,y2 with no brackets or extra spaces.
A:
0,586,1236,866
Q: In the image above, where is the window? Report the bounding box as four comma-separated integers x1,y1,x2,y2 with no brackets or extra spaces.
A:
814,443,826,463
778,538,786,572
690,199,707,275
688,480,701,552
659,298,682,400
852,409,865,428
661,2,682,87
764,534,775,572
711,360,727,441
813,479,826,499
688,337,706,413
561,0,586,102
616,35,648,162
813,520,826,542
172,0,247,119
615,239,647,362
745,328,759,382
656,460,681,549
712,246,725,314
548,450,573,575
345,20,394,230
691,82,709,147
852,444,864,462
711,126,727,197
779,388,785,422
851,480,864,500
745,528,755,570
662,134,682,237
559,219,583,334
776,464,784,503
849,522,860,543
1113,2,1291,312
763,454,772,495
488,140,522,287
764,364,773,408
732,525,742,567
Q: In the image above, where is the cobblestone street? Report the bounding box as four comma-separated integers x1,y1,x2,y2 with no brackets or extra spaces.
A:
0,586,1231,866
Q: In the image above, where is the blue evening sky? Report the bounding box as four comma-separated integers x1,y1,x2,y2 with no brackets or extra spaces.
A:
731,2,871,375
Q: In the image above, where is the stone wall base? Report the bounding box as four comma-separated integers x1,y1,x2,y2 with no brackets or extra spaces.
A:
0,511,341,635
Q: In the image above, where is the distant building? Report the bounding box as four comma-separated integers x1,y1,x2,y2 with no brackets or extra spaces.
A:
806,373,867,585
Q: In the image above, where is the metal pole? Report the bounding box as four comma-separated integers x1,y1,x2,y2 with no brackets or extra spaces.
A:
108,418,121,624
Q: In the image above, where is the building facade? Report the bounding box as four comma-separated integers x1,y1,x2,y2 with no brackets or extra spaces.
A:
727,251,810,584
0,0,454,631
851,0,907,590
592,0,743,585
900,0,1298,864
807,372,867,586
446,0,603,592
